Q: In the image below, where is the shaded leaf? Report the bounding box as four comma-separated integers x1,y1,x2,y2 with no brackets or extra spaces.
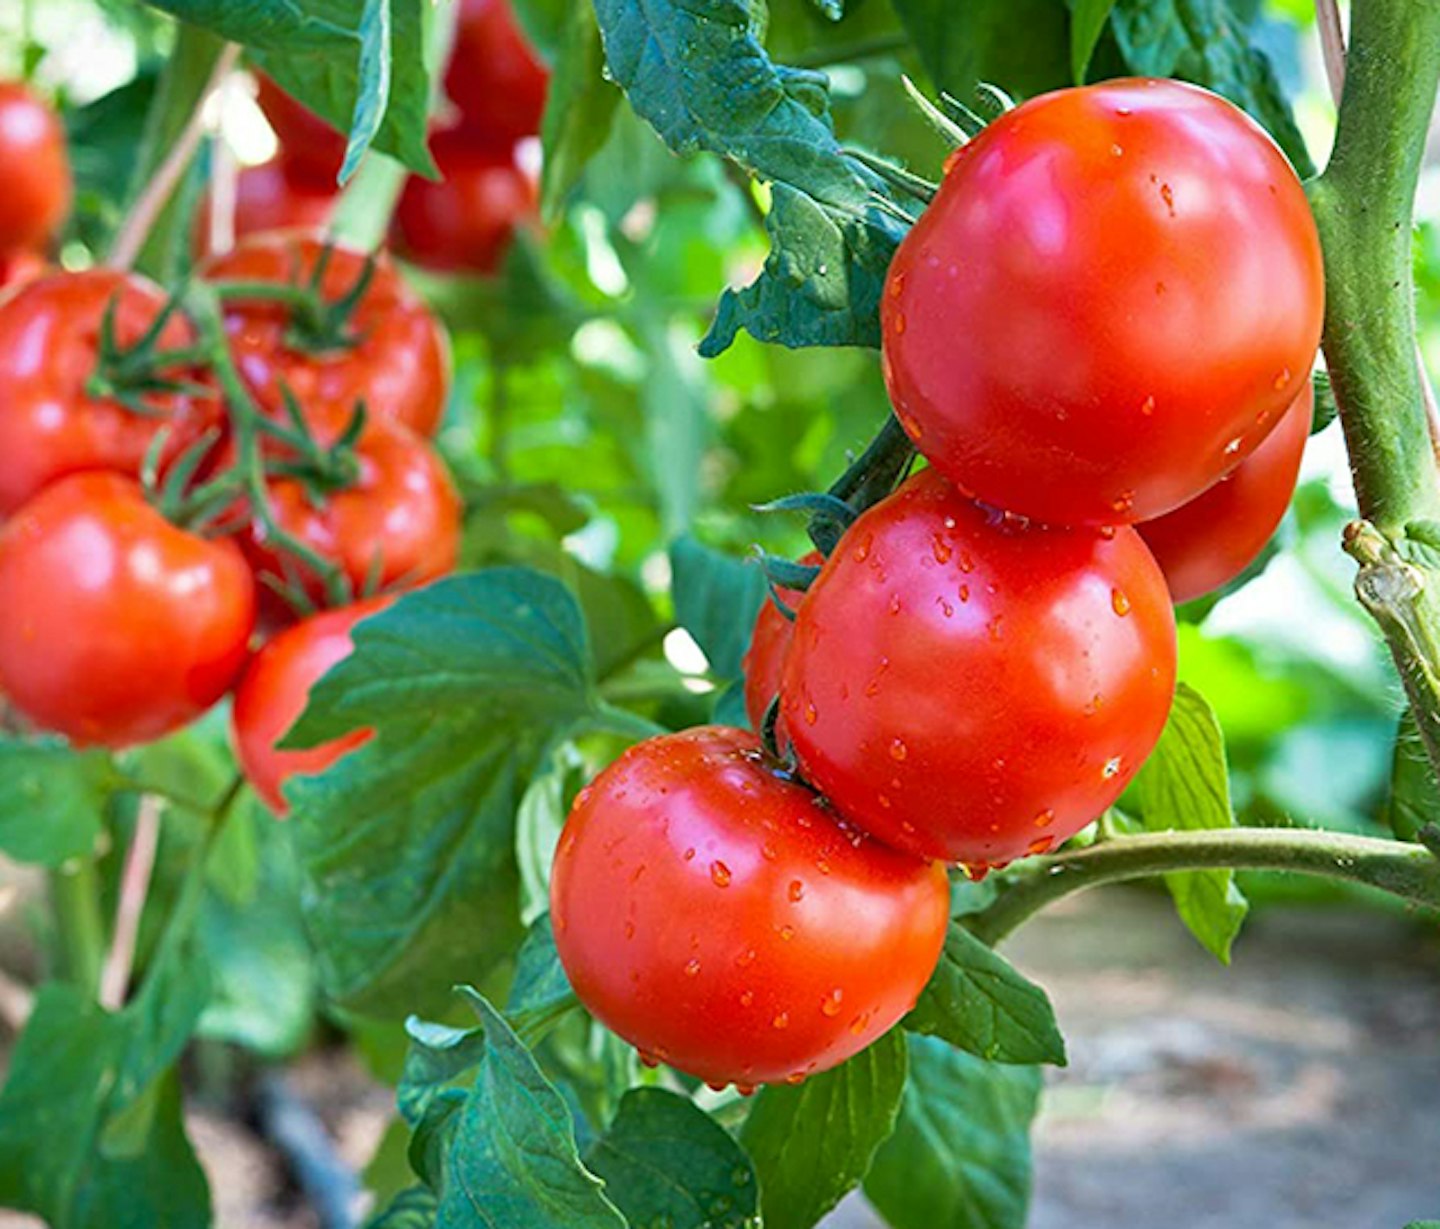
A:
890,0,1071,101
540,1,621,220
669,536,768,682
0,737,116,867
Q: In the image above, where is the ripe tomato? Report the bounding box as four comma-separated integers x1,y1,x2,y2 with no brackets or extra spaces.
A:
882,79,1324,526
232,597,391,813
781,468,1176,868
445,0,549,145
742,551,821,734
0,473,255,747
195,161,336,258
0,249,45,295
551,726,948,1089
242,417,460,607
202,232,451,437
391,129,536,274
0,269,219,516
1138,382,1312,604
255,74,346,187
0,83,70,257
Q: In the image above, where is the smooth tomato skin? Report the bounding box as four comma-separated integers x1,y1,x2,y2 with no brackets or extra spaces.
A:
391,130,536,274
0,474,255,747
1138,382,1312,604
741,551,821,734
255,75,346,188
202,232,451,437
232,597,391,813
196,161,336,257
445,0,549,145
781,468,1177,868
882,78,1324,525
0,270,219,516
551,726,949,1088
242,417,461,606
0,83,70,257
0,249,46,295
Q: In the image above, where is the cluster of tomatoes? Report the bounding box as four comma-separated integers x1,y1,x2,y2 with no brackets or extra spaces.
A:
550,79,1324,1091
0,228,459,814
246,0,546,273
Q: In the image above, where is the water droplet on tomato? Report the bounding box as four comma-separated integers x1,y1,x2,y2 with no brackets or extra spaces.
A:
788,879,805,902
804,703,817,726
1034,808,1054,828
740,990,755,1007
1274,367,1292,390
772,1012,790,1030
683,847,696,861
1028,834,1055,855
987,615,1004,640
778,924,796,941
737,948,757,968
962,863,990,883
786,1071,806,1085
1140,395,1155,416
932,534,952,564
710,860,732,887
889,273,904,298
821,989,844,1017
889,593,902,615
1110,491,1135,515
889,738,908,762
1103,755,1123,779
853,533,873,562
1111,588,1131,616
893,312,907,335
684,958,701,977
760,841,777,861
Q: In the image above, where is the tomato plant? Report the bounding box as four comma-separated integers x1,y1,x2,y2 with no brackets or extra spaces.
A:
741,549,819,733
0,81,70,259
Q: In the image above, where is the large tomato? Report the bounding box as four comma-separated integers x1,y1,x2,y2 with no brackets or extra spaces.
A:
881,79,1324,526
232,597,391,814
0,474,255,747
241,417,460,606
0,270,218,516
0,83,70,257
781,468,1176,868
202,232,451,437
1138,382,1312,604
551,726,949,1089
445,0,549,145
196,161,336,258
0,249,45,296
742,551,821,734
255,74,346,188
391,129,536,274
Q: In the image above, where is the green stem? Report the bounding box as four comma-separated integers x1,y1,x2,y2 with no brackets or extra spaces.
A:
967,827,1440,946
48,862,106,994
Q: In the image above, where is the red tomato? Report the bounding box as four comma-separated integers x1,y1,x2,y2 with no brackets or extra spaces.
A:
0,473,255,747
0,83,70,257
881,79,1324,525
255,74,346,187
196,160,336,258
391,130,536,274
742,551,821,734
781,468,1176,868
202,232,451,437
0,249,46,296
0,270,219,516
445,0,549,145
232,597,391,813
551,726,949,1089
1138,382,1312,603
242,417,460,607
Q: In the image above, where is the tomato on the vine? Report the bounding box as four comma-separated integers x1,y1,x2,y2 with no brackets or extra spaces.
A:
742,551,820,735
445,0,549,146
0,83,70,258
881,78,1324,526
195,161,336,257
391,129,536,275
241,416,460,607
0,248,45,295
780,467,1176,868
1138,382,1313,604
551,726,949,1089
202,232,451,438
0,269,219,516
232,597,391,814
0,473,255,747
255,74,346,188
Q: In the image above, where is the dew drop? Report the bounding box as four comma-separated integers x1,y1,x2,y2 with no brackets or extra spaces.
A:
932,534,953,564
987,615,1005,641
778,924,796,941
788,879,805,902
1034,808,1055,828
684,958,701,977
958,584,970,603
1098,524,1117,540
816,856,832,875
893,313,907,335
888,273,904,298
1159,182,1175,214
878,794,892,809
1111,588,1131,616
1140,395,1155,416
638,1049,660,1068
853,534,873,563
821,989,844,1017
1028,834,1055,856
1103,755,1123,779
736,1084,756,1098
786,1071,807,1085
962,863,990,883
683,847,696,861
739,990,755,1007
710,860,732,887
1110,143,1123,157
889,738,908,762
760,841,778,861
804,703,818,726
1110,491,1135,515
772,1012,790,1030
958,551,975,573
936,596,954,617
1273,367,1292,390
889,593,902,615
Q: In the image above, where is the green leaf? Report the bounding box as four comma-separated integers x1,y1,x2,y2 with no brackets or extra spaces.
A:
1109,0,1315,178
0,737,116,866
507,914,578,1044
286,569,604,1017
905,924,1067,1067
397,1015,489,1129
593,0,913,353
515,750,578,925
540,1,621,220
1385,708,1435,843
669,536,768,682
890,0,1071,101
585,1088,759,1229
864,1035,1041,1229
435,993,625,1228
141,0,352,47
1071,0,1119,82
338,0,393,184
740,1029,908,1229
368,1184,439,1227
1133,682,1249,963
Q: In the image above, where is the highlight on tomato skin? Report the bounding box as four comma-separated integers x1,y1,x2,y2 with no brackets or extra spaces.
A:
0,81,71,259
881,77,1325,527
0,473,256,749
1137,382,1313,605
231,597,393,815
550,726,950,1090
781,467,1178,870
